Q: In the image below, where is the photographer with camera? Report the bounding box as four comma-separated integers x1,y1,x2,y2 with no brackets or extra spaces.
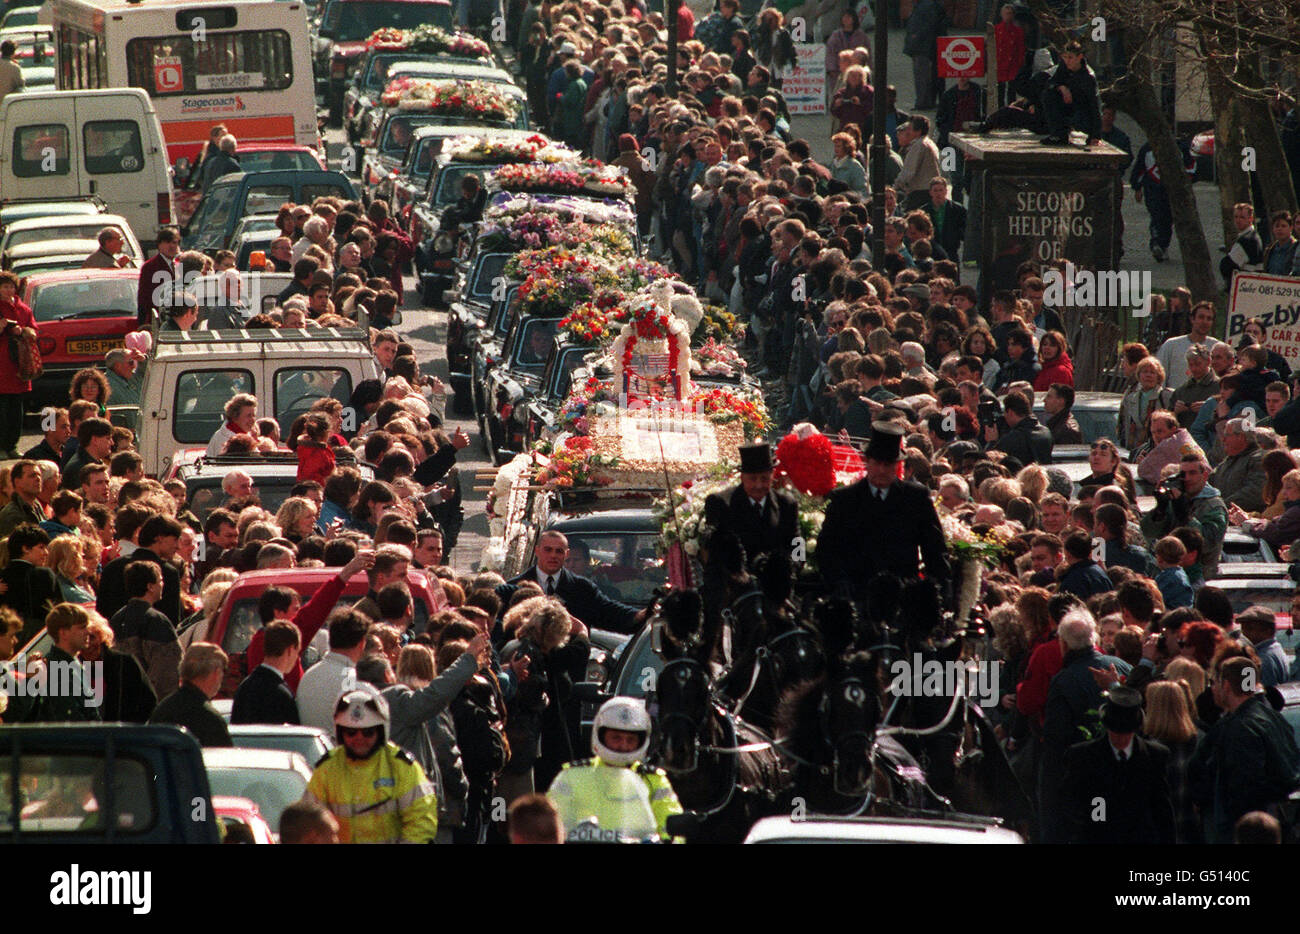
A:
1140,452,1228,578
983,390,1054,465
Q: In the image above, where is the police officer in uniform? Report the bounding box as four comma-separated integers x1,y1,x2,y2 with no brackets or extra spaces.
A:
546,698,684,842
304,690,439,844
816,422,950,602
703,441,800,569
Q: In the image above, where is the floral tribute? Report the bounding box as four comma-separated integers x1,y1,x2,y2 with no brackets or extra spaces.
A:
691,336,746,377
558,290,625,345
444,134,577,164
381,79,518,121
533,435,620,488
689,386,769,440
487,192,635,227
509,249,622,318
366,26,491,58
478,213,635,257
491,160,630,197
940,512,1013,566
773,424,864,496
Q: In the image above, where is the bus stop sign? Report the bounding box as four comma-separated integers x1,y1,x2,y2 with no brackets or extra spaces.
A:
937,36,984,78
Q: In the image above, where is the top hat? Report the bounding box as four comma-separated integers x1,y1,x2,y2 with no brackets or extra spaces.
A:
738,441,773,474
1100,685,1144,733
863,422,906,463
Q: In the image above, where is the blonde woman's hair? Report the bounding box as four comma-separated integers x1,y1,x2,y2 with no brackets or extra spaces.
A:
275,497,317,536
1016,465,1048,504
200,579,234,623
86,609,115,649
397,643,436,683
515,596,572,650
1143,680,1197,745
47,535,84,581
1163,657,1206,698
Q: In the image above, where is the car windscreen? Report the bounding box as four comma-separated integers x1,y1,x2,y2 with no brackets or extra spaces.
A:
187,476,295,524
512,318,558,371
238,151,320,174
553,532,664,608
379,115,440,156
613,627,659,699
29,278,136,322
365,53,436,91
1072,407,1119,444
224,593,429,655
433,164,490,206
0,752,155,835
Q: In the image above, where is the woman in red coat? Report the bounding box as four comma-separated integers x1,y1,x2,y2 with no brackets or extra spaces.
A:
0,271,35,458
1034,330,1075,391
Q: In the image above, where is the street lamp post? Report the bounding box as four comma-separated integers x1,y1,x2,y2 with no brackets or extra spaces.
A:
667,0,679,96
870,5,888,267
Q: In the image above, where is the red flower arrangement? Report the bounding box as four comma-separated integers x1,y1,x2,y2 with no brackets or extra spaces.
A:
775,431,837,497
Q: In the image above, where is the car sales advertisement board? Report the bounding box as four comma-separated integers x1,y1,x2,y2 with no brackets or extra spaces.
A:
784,44,825,115
1226,272,1300,365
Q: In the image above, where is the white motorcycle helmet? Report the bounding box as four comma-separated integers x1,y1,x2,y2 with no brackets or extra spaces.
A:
334,689,390,757
592,697,652,767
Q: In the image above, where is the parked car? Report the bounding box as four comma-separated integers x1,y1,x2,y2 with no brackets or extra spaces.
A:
22,267,139,407
195,566,447,696
202,746,313,833
1033,391,1123,445
131,324,380,477
228,724,334,764
0,724,219,842
743,815,1025,844
0,198,104,234
174,144,326,227
0,212,141,264
212,795,277,843
168,450,373,523
182,170,359,252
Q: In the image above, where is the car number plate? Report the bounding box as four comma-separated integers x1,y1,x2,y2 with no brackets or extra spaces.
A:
66,337,125,356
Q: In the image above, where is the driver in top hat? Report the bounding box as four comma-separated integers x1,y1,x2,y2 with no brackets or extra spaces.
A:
816,421,950,602
703,441,800,569
1060,686,1176,844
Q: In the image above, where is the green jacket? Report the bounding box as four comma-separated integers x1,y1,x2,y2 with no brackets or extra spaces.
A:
1141,483,1227,576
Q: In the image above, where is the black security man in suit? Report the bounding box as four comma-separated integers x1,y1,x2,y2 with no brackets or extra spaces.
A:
1062,686,1176,844
231,621,301,725
497,530,646,635
703,441,800,569
816,422,950,602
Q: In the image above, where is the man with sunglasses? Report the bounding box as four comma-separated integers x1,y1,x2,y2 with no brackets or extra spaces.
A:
304,689,439,844
1140,453,1228,578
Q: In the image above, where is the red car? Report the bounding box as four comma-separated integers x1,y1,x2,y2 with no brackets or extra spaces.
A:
174,143,328,228
22,268,139,407
212,796,277,844
194,567,448,698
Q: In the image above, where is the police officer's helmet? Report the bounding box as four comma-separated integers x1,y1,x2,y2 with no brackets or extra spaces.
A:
592,697,651,767
334,689,390,756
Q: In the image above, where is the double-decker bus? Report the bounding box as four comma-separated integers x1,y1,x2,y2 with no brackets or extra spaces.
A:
49,0,318,169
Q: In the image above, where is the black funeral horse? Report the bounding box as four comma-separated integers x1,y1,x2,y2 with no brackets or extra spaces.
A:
652,589,793,844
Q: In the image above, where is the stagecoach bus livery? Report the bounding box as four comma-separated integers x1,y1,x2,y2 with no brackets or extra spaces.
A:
49,0,317,168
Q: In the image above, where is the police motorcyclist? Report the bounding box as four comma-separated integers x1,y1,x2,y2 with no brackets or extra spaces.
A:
303,690,439,843
545,697,684,843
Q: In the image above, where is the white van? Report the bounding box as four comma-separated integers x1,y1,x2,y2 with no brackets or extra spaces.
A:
0,88,174,249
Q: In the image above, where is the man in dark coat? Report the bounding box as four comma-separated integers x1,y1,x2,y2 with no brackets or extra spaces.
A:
816,422,950,602
97,515,184,630
922,177,968,261
136,227,183,327
1039,40,1101,145
1040,609,1130,843
1189,655,1300,843
231,621,301,726
497,530,645,635
148,643,232,747
988,391,1053,465
703,441,799,569
1056,530,1114,600
1062,686,1176,844
0,525,60,643
22,606,102,723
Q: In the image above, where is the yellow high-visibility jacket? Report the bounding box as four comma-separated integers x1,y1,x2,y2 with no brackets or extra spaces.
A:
305,743,438,843
547,758,684,843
